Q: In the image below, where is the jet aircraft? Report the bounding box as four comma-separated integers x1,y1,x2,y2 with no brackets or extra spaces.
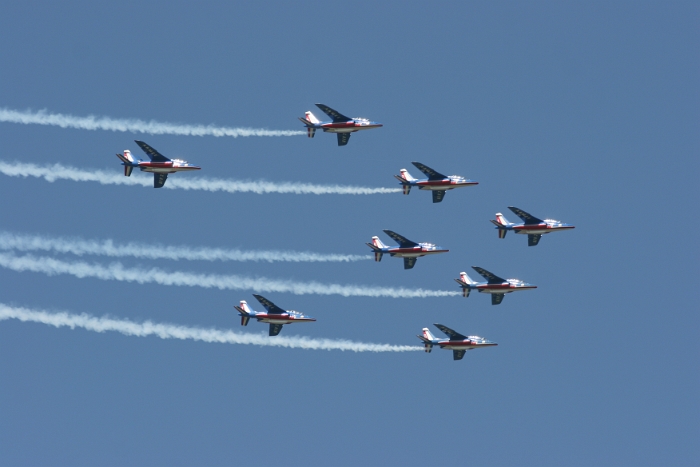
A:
116,140,200,188
298,103,382,146
366,230,448,269
491,206,575,246
234,294,315,336
417,324,497,361
454,267,537,305
394,162,478,203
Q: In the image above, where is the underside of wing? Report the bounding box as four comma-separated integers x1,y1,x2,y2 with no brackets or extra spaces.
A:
453,349,466,361
403,257,417,269
434,323,467,340
508,206,543,224
269,323,284,336
337,133,351,146
432,190,446,203
472,266,507,284
154,173,168,188
383,230,418,248
411,162,447,180
491,294,505,305
253,294,286,314
528,234,542,246
135,140,169,162
316,103,351,122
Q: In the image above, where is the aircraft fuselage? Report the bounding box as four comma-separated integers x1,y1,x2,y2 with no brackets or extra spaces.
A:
136,161,201,174
414,179,479,190
474,283,537,294
386,247,449,258
254,313,316,325
438,340,498,350
512,223,575,234
320,121,383,133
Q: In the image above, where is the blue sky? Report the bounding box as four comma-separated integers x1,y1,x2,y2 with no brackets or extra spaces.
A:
0,1,698,465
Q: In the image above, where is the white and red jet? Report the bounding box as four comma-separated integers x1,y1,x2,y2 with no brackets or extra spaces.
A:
116,140,200,188
491,206,575,246
235,294,316,336
455,267,537,305
394,162,478,203
298,103,382,146
418,324,497,361
366,230,449,270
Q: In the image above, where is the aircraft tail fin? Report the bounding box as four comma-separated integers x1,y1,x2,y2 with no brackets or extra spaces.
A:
494,213,512,226
399,168,416,181
366,236,386,261
455,272,474,297
235,300,252,326
417,328,435,352
116,150,135,176
371,236,387,249
305,111,320,124
491,213,512,238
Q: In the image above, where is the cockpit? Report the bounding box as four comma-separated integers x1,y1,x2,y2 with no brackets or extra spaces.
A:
544,218,560,224
171,158,189,164
419,242,437,249
448,175,465,180
507,278,525,285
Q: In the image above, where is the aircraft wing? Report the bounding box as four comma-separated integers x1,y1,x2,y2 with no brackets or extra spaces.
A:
472,266,507,284
432,190,446,203
491,294,505,305
508,206,543,224
315,104,351,122
453,349,466,361
411,162,447,180
434,323,467,340
337,133,351,146
528,234,542,246
154,173,168,188
403,257,417,269
135,140,169,162
269,323,284,336
383,230,418,248
252,294,286,314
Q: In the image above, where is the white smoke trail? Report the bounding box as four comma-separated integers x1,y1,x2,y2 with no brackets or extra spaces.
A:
0,107,304,137
0,161,401,195
0,230,369,263
0,304,419,352
0,252,460,298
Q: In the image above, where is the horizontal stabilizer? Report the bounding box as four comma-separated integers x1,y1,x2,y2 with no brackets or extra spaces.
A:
498,228,507,239
240,315,250,326
124,165,133,177
374,251,383,262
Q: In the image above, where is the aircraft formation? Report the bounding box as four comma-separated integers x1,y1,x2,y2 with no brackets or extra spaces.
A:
109,103,576,360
